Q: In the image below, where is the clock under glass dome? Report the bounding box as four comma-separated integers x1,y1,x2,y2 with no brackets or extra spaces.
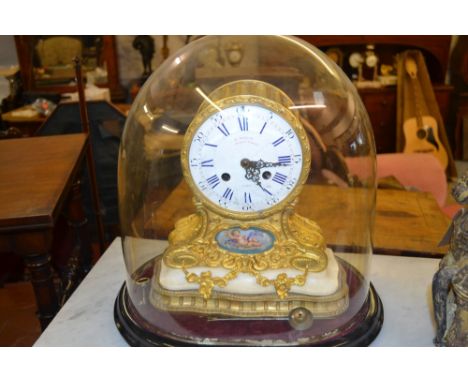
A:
116,35,382,346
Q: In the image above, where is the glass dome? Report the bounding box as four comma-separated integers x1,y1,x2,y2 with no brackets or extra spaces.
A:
115,35,382,346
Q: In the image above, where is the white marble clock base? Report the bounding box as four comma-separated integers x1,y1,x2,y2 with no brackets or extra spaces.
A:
159,248,340,296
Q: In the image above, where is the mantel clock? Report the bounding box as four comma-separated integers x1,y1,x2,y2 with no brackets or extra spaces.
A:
115,35,383,346
151,79,348,319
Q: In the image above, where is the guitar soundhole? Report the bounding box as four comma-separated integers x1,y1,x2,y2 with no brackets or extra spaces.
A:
417,129,427,139
426,127,440,150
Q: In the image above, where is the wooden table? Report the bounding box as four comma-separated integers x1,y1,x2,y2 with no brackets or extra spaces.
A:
0,134,90,329
1,105,47,136
146,182,450,257
1,102,131,137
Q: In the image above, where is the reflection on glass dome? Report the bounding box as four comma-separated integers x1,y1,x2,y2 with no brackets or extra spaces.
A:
115,35,382,346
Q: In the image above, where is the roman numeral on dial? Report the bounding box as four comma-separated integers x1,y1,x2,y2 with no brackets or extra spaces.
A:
272,137,285,147
238,116,248,131
286,129,295,139
222,187,234,200
242,192,253,210
278,155,291,164
272,172,287,185
217,123,230,136
201,159,214,167
206,174,220,189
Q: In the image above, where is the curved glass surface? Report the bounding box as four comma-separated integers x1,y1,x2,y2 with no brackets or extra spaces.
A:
118,36,376,345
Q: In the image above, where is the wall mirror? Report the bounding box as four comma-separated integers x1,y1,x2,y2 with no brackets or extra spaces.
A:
15,35,124,101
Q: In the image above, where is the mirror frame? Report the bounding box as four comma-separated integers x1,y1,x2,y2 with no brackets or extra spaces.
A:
14,35,125,102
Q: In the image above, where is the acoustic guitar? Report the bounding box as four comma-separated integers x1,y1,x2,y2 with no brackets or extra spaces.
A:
403,56,448,170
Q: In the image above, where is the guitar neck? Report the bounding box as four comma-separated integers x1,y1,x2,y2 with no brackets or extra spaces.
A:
410,77,427,128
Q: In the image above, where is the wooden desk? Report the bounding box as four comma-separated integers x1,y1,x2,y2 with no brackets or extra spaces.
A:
0,134,89,329
146,182,450,257
298,186,450,256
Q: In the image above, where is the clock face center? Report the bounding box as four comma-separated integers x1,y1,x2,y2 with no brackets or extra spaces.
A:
240,158,250,169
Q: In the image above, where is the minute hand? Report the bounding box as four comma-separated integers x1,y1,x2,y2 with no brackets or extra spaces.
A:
253,159,288,169
243,167,272,195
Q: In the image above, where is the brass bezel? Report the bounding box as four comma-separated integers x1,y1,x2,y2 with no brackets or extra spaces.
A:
181,91,312,221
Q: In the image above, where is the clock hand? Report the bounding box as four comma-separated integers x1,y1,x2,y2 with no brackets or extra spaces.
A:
240,159,275,194
248,172,271,194
256,159,288,168
241,158,288,170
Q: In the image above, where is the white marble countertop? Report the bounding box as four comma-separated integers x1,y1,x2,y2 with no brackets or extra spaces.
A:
34,237,440,347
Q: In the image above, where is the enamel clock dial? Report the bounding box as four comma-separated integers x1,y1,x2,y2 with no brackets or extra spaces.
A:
187,103,304,214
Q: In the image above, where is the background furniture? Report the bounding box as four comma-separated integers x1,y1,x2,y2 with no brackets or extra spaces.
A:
376,153,447,207
297,36,452,81
33,237,441,346
375,153,462,219
146,181,449,257
14,36,125,102
1,105,47,136
35,37,82,70
455,100,468,160
297,36,453,154
359,85,452,153
450,36,468,159
0,134,90,329
2,101,130,138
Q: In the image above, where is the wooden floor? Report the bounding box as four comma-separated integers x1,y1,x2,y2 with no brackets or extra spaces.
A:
0,282,41,346
0,242,102,347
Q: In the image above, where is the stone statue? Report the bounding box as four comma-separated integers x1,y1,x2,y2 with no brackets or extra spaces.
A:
432,171,468,346
0,67,23,113
132,35,155,81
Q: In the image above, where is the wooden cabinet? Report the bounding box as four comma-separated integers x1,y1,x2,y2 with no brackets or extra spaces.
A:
449,36,468,159
297,36,452,83
359,89,396,153
297,36,454,154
